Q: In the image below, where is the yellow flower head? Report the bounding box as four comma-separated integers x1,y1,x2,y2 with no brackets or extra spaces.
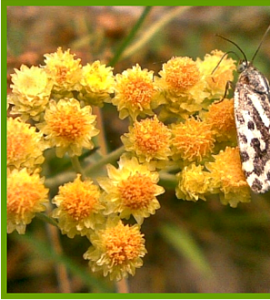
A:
206,147,251,207
198,50,236,98
158,57,209,119
7,117,46,172
7,168,49,234
38,98,99,157
83,217,147,281
79,61,115,106
176,164,210,202
112,64,159,120
171,118,215,164
98,156,164,225
159,56,200,93
52,175,104,238
204,98,237,143
121,115,171,168
44,47,82,92
9,65,52,120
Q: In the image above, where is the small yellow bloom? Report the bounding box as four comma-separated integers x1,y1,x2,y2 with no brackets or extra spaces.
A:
159,56,200,93
112,64,159,120
38,98,99,157
171,118,215,164
7,168,49,234
83,217,147,281
158,57,209,119
7,117,46,172
98,156,164,225
9,65,52,120
204,98,237,143
176,164,210,201
206,147,251,207
52,175,104,238
44,47,82,92
198,50,236,98
79,61,115,106
121,115,171,168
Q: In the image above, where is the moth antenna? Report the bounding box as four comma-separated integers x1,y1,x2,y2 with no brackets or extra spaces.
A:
216,34,248,63
251,24,270,64
211,50,241,75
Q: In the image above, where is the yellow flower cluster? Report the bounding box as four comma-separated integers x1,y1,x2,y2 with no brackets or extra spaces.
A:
52,175,104,238
7,168,49,234
204,98,237,143
158,56,207,119
121,115,171,168
98,156,164,225
7,117,48,234
43,47,82,93
7,48,109,235
83,217,147,281
9,65,53,121
206,147,251,207
171,117,215,165
38,99,99,157
8,47,115,121
79,60,115,106
199,50,236,98
176,164,211,202
7,117,46,172
112,64,161,120
7,45,252,282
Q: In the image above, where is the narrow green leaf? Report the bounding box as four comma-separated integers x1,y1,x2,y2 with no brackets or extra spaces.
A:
109,6,152,66
159,223,213,277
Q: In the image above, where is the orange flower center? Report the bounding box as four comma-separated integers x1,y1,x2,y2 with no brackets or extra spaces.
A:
118,174,156,210
7,173,47,218
61,186,98,221
163,57,200,91
207,99,236,134
105,223,143,265
124,80,153,106
133,118,170,155
8,183,41,214
48,107,89,140
8,130,31,162
55,65,69,83
172,119,214,161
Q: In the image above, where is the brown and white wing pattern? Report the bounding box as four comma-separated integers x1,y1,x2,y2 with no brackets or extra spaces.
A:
234,66,270,193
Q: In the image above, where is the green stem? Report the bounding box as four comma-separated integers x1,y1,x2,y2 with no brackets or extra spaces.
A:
108,6,152,66
85,146,125,176
36,212,59,227
121,6,191,61
70,155,86,180
158,171,178,190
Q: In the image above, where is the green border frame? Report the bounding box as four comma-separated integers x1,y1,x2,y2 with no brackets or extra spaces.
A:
2,0,8,298
2,2,270,299
3,293,270,299
3,1,270,5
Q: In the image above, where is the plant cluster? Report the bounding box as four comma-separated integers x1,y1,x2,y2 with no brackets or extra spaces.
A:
7,46,251,282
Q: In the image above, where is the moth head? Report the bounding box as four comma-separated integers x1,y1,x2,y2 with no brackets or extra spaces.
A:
237,60,249,73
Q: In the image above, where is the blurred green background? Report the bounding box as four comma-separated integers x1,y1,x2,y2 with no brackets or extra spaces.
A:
6,6,270,293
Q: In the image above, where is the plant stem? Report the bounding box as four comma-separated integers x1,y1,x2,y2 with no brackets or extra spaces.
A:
109,6,152,66
70,155,86,180
45,204,72,293
93,106,107,155
116,278,129,293
121,6,191,60
85,145,125,176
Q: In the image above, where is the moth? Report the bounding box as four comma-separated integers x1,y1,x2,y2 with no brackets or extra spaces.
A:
218,25,270,193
